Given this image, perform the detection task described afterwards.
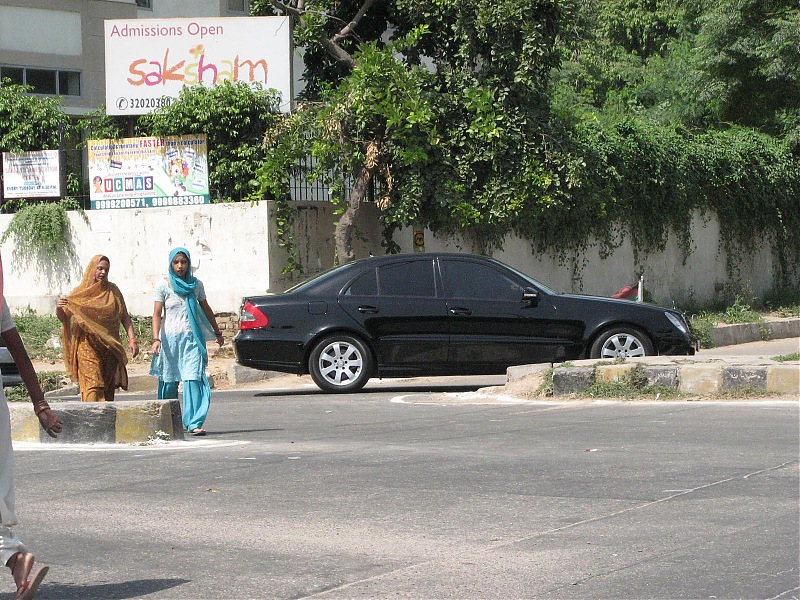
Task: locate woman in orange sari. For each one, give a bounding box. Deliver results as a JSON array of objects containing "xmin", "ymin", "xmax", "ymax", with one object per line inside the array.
[{"xmin": 56, "ymin": 255, "xmax": 139, "ymax": 401}]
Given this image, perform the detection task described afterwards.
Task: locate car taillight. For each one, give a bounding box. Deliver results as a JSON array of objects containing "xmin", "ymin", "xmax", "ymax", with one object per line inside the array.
[{"xmin": 239, "ymin": 301, "xmax": 269, "ymax": 330}]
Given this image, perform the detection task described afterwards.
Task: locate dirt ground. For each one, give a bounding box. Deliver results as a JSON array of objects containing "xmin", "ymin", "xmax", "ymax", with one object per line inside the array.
[{"xmin": 30, "ymin": 342, "xmax": 243, "ymax": 391}]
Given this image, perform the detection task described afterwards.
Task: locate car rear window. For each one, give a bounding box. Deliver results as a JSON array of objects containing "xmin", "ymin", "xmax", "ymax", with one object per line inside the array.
[{"xmin": 345, "ymin": 269, "xmax": 378, "ymax": 296}]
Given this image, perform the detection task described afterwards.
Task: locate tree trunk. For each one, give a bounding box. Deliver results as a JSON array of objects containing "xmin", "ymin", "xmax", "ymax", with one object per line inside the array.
[{"xmin": 334, "ymin": 165, "xmax": 372, "ymax": 264}]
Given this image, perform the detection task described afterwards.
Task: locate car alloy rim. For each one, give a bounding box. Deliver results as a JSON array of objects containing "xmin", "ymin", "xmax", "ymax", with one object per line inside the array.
[
  {"xmin": 318, "ymin": 341, "xmax": 363, "ymax": 386},
  {"xmin": 601, "ymin": 333, "xmax": 646, "ymax": 358}
]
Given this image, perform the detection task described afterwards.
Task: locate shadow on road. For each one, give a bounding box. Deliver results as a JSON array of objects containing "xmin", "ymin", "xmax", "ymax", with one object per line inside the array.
[
  {"xmin": 34, "ymin": 577, "xmax": 188, "ymax": 600},
  {"xmin": 247, "ymin": 382, "xmax": 494, "ymax": 397}
]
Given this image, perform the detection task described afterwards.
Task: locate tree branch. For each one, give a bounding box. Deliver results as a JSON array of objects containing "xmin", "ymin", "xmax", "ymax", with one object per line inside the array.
[{"xmin": 332, "ymin": 0, "xmax": 379, "ymax": 44}]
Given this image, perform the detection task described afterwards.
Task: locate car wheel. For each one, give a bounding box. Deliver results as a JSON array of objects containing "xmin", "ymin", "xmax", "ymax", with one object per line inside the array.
[
  {"xmin": 309, "ymin": 334, "xmax": 373, "ymax": 393},
  {"xmin": 590, "ymin": 327, "xmax": 654, "ymax": 359}
]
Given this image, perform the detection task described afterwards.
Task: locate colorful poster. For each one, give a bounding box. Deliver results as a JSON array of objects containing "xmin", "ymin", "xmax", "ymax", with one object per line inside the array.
[
  {"xmin": 104, "ymin": 16, "xmax": 292, "ymax": 115},
  {"xmin": 87, "ymin": 135, "xmax": 210, "ymax": 210},
  {"xmin": 2, "ymin": 150, "xmax": 62, "ymax": 199}
]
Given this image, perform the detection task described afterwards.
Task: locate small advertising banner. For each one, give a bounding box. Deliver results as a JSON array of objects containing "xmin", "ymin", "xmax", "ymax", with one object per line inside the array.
[
  {"xmin": 87, "ymin": 135, "xmax": 210, "ymax": 210},
  {"xmin": 2, "ymin": 150, "xmax": 62, "ymax": 199},
  {"xmin": 104, "ymin": 16, "xmax": 292, "ymax": 115}
]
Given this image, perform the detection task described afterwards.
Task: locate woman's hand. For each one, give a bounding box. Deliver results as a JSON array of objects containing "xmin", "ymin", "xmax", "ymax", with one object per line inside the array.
[
  {"xmin": 37, "ymin": 408, "xmax": 64, "ymax": 439},
  {"xmin": 55, "ymin": 297, "xmax": 69, "ymax": 323},
  {"xmin": 152, "ymin": 339, "xmax": 161, "ymax": 355},
  {"xmin": 129, "ymin": 339, "xmax": 140, "ymax": 358},
  {"xmin": 215, "ymin": 332, "xmax": 224, "ymax": 347}
]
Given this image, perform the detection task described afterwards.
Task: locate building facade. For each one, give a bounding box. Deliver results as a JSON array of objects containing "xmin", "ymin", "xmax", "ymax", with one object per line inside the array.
[{"xmin": 0, "ymin": 0, "xmax": 250, "ymax": 115}]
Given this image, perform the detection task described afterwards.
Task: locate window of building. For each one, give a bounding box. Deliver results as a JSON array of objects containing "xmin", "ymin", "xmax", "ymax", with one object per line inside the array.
[
  {"xmin": 135, "ymin": 0, "xmax": 152, "ymax": 9},
  {"xmin": 0, "ymin": 66, "xmax": 81, "ymax": 96},
  {"xmin": 227, "ymin": 0, "xmax": 246, "ymax": 12}
]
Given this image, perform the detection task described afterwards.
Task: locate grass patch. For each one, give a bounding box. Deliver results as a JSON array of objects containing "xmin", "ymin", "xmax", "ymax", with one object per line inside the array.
[
  {"xmin": 772, "ymin": 353, "xmax": 800, "ymax": 362},
  {"xmin": 6, "ymin": 370, "xmax": 66, "ymax": 402},
  {"xmin": 582, "ymin": 364, "xmax": 682, "ymax": 399},
  {"xmin": 689, "ymin": 295, "xmax": 769, "ymax": 348},
  {"xmin": 10, "ymin": 308, "xmax": 154, "ymax": 360},
  {"xmin": 12, "ymin": 307, "xmax": 63, "ymax": 361}
]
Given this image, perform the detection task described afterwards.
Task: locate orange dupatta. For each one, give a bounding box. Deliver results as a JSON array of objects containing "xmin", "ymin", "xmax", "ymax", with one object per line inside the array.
[{"xmin": 61, "ymin": 255, "xmax": 128, "ymax": 389}]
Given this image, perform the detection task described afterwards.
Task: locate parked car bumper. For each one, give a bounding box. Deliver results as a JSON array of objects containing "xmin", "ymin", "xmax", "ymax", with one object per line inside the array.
[{"xmin": 0, "ymin": 346, "xmax": 23, "ymax": 388}]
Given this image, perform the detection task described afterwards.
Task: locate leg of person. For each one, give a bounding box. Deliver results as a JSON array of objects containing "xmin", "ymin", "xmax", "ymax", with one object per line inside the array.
[
  {"xmin": 182, "ymin": 379, "xmax": 210, "ymax": 434},
  {"xmin": 5, "ymin": 547, "xmax": 47, "ymax": 600},
  {"xmin": 0, "ymin": 397, "xmax": 47, "ymax": 599},
  {"xmin": 105, "ymin": 386, "xmax": 115, "ymax": 402},
  {"xmin": 157, "ymin": 380, "xmax": 179, "ymax": 400},
  {"xmin": 82, "ymin": 387, "xmax": 106, "ymax": 402},
  {"xmin": 76, "ymin": 337, "xmax": 106, "ymax": 402}
]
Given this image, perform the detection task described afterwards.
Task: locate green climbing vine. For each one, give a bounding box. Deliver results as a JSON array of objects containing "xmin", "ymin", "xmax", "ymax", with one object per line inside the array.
[{"xmin": 0, "ymin": 198, "xmax": 88, "ymax": 262}]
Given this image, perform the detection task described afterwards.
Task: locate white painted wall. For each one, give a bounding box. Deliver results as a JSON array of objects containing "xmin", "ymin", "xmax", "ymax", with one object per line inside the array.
[
  {"xmin": 393, "ymin": 210, "xmax": 784, "ymax": 309},
  {"xmin": 0, "ymin": 203, "xmax": 790, "ymax": 317},
  {"xmin": 1, "ymin": 202, "xmax": 273, "ymax": 317}
]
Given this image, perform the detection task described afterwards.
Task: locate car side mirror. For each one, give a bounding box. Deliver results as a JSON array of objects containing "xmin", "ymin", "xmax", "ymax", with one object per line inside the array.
[{"xmin": 522, "ymin": 287, "xmax": 539, "ymax": 306}]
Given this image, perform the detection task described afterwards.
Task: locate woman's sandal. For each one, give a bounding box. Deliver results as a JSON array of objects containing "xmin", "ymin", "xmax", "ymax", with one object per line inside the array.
[
  {"xmin": 16, "ymin": 565, "xmax": 48, "ymax": 600},
  {"xmin": 190, "ymin": 428, "xmax": 207, "ymax": 436}
]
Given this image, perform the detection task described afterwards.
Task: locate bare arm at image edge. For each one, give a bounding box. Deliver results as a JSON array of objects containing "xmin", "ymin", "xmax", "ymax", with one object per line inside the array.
[{"xmin": 1, "ymin": 325, "xmax": 63, "ymax": 438}]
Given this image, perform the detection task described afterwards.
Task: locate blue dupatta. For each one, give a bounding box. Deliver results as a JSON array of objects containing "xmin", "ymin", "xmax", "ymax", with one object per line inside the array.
[{"xmin": 167, "ymin": 247, "xmax": 216, "ymax": 352}]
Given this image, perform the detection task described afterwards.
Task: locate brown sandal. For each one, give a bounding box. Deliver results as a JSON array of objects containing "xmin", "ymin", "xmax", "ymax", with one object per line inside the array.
[{"xmin": 16, "ymin": 565, "xmax": 48, "ymax": 600}]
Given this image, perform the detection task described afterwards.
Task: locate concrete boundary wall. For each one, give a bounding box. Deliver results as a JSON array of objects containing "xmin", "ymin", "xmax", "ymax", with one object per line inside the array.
[{"xmin": 0, "ymin": 202, "xmax": 793, "ymax": 316}]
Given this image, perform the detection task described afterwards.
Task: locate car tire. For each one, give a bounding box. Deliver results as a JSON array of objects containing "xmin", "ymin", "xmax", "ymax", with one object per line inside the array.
[
  {"xmin": 590, "ymin": 327, "xmax": 654, "ymax": 359},
  {"xmin": 309, "ymin": 334, "xmax": 373, "ymax": 393}
]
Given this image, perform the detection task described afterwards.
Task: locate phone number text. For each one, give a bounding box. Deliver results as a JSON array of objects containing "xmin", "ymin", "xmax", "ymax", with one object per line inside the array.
[{"xmin": 92, "ymin": 195, "xmax": 209, "ymax": 210}]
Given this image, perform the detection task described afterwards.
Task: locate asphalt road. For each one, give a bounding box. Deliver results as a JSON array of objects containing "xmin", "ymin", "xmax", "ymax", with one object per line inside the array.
[{"xmin": 7, "ymin": 372, "xmax": 799, "ymax": 599}]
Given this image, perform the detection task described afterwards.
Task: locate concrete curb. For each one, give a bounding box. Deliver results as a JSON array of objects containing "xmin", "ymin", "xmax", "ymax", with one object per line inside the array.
[
  {"xmin": 536, "ymin": 357, "xmax": 799, "ymax": 397},
  {"xmin": 711, "ymin": 318, "xmax": 800, "ymax": 347},
  {"xmin": 11, "ymin": 399, "xmax": 184, "ymax": 444}
]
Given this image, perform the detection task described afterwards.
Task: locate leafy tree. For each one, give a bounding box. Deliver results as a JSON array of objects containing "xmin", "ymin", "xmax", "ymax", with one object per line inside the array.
[
  {"xmin": 694, "ymin": 0, "xmax": 800, "ymax": 135},
  {"xmin": 0, "ymin": 81, "xmax": 71, "ymax": 154},
  {"xmin": 386, "ymin": 0, "xmax": 564, "ymax": 247},
  {"xmin": 254, "ymin": 0, "xmax": 564, "ymax": 264},
  {"xmin": 551, "ymin": 0, "xmax": 708, "ymax": 126},
  {"xmin": 136, "ymin": 81, "xmax": 282, "ymax": 201}
]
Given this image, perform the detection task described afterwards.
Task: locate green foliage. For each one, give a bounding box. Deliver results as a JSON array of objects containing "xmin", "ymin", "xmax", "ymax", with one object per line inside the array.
[
  {"xmin": 584, "ymin": 364, "xmax": 680, "ymax": 399},
  {"xmin": 0, "ymin": 198, "xmax": 87, "ymax": 262},
  {"xmin": 507, "ymin": 119, "xmax": 800, "ymax": 283},
  {"xmin": 253, "ymin": 28, "xmax": 440, "ymax": 267},
  {"xmin": 76, "ymin": 107, "xmax": 130, "ymax": 142},
  {"xmin": 772, "ymin": 353, "xmax": 800, "ymax": 362},
  {"xmin": 12, "ymin": 307, "xmax": 62, "ymax": 361},
  {"xmin": 129, "ymin": 316, "xmax": 154, "ymax": 347},
  {"xmin": 5, "ymin": 370, "xmax": 65, "ymax": 402},
  {"xmin": 137, "ymin": 81, "xmax": 282, "ymax": 201},
  {"xmin": 0, "ymin": 81, "xmax": 71, "ymax": 152},
  {"xmin": 695, "ymin": 0, "xmax": 800, "ymax": 135},
  {"xmin": 689, "ymin": 296, "xmax": 766, "ymax": 348}
]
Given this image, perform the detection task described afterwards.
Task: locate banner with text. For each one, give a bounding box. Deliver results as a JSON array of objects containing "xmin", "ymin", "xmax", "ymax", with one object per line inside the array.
[
  {"xmin": 104, "ymin": 16, "xmax": 292, "ymax": 115},
  {"xmin": 2, "ymin": 150, "xmax": 62, "ymax": 199},
  {"xmin": 87, "ymin": 135, "xmax": 210, "ymax": 210}
]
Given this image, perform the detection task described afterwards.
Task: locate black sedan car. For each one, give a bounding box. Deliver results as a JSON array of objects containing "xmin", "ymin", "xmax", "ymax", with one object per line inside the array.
[{"xmin": 233, "ymin": 253, "xmax": 697, "ymax": 393}]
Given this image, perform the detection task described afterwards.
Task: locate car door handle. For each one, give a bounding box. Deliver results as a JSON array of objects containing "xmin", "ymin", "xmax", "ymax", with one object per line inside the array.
[
  {"xmin": 449, "ymin": 307, "xmax": 472, "ymax": 316},
  {"xmin": 357, "ymin": 305, "xmax": 379, "ymax": 313}
]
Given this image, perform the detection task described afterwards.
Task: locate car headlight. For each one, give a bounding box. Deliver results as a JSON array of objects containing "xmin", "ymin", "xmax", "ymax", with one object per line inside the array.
[{"xmin": 665, "ymin": 311, "xmax": 688, "ymax": 335}]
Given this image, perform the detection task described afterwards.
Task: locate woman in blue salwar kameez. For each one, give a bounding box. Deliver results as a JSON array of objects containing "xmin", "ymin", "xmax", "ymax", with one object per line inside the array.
[{"xmin": 150, "ymin": 247, "xmax": 224, "ymax": 435}]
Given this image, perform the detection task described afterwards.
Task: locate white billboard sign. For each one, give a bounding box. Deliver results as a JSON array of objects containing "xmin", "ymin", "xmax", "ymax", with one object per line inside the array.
[
  {"xmin": 2, "ymin": 150, "xmax": 62, "ymax": 199},
  {"xmin": 104, "ymin": 16, "xmax": 292, "ymax": 115}
]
